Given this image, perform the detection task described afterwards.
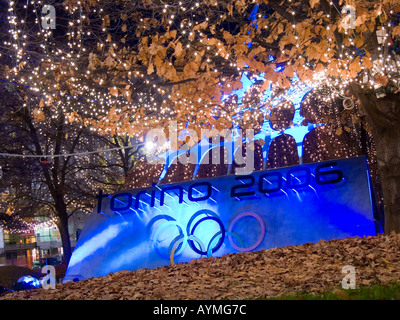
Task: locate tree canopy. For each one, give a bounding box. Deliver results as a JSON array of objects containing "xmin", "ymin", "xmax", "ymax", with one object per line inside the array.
[{"xmin": 1, "ymin": 0, "xmax": 397, "ymax": 138}]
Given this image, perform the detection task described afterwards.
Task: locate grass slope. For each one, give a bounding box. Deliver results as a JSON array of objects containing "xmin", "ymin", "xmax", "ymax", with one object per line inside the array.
[{"xmin": 262, "ymin": 282, "xmax": 400, "ymax": 300}]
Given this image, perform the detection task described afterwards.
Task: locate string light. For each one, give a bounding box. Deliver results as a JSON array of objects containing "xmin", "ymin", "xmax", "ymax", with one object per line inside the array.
[{"xmin": 0, "ymin": 144, "xmax": 143, "ymax": 159}]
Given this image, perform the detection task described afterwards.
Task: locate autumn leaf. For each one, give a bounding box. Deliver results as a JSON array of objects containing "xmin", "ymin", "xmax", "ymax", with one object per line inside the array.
[
  {"xmin": 315, "ymin": 63, "xmax": 325, "ymax": 73},
  {"xmin": 230, "ymin": 79, "xmax": 243, "ymax": 91},
  {"xmin": 277, "ymin": 22, "xmax": 285, "ymax": 34},
  {"xmin": 33, "ymin": 108, "xmax": 45, "ymax": 122},
  {"xmin": 166, "ymin": 29, "xmax": 177, "ymax": 39},
  {"xmin": 260, "ymin": 80, "xmax": 271, "ymax": 92},
  {"xmin": 375, "ymin": 74, "xmax": 388, "ymax": 86},
  {"xmin": 349, "ymin": 57, "xmax": 362, "ymax": 78},
  {"xmin": 227, "ymin": 4, "xmax": 233, "ymax": 16},
  {"xmin": 147, "ymin": 62, "xmax": 154, "ymax": 75},
  {"xmin": 103, "ymin": 53, "xmax": 116, "ymax": 69},
  {"xmin": 165, "ymin": 64, "xmax": 178, "ymax": 81},
  {"xmin": 102, "ymin": 15, "xmax": 110, "ymax": 27},
  {"xmin": 248, "ymin": 59, "xmax": 266, "ymax": 73},
  {"xmin": 236, "ymin": 57, "xmax": 247, "ymax": 68},
  {"xmin": 393, "ymin": 25, "xmax": 400, "ymax": 37},
  {"xmin": 174, "ymin": 41, "xmax": 183, "ymax": 58},
  {"xmin": 360, "ymin": 56, "xmax": 373, "ymax": 70},
  {"xmin": 279, "ymin": 34, "xmax": 294, "ymax": 50},
  {"xmin": 249, "ymin": 46, "xmax": 266, "ymax": 57},
  {"xmin": 183, "ymin": 61, "xmax": 199, "ymax": 78},
  {"xmin": 109, "ymin": 87, "xmax": 119, "ymax": 97},
  {"xmin": 154, "ymin": 54, "xmax": 163, "ymax": 69},
  {"xmin": 309, "ymin": 0, "xmax": 320, "ymax": 8},
  {"xmin": 353, "ymin": 35, "xmax": 365, "ymax": 48},
  {"xmin": 305, "ymin": 43, "xmax": 324, "ymax": 61},
  {"xmin": 223, "ymin": 30, "xmax": 233, "ymax": 43},
  {"xmin": 88, "ymin": 52, "xmax": 101, "ymax": 70},
  {"xmin": 279, "ymin": 76, "xmax": 291, "ymax": 88},
  {"xmin": 66, "ymin": 112, "xmax": 76, "ymax": 123},
  {"xmin": 193, "ymin": 21, "xmax": 208, "ymax": 32}
]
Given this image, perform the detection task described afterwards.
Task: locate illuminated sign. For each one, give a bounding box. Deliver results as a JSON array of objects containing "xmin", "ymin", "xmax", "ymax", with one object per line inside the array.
[
  {"xmin": 97, "ymin": 162, "xmax": 344, "ymax": 213},
  {"xmin": 66, "ymin": 156, "xmax": 377, "ymax": 279}
]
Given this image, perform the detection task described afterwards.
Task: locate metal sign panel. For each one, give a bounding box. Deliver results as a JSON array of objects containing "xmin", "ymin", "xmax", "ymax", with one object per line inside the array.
[{"xmin": 65, "ymin": 156, "xmax": 376, "ymax": 279}]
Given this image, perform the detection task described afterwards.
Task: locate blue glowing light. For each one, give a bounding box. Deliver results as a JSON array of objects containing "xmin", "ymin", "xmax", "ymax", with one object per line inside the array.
[
  {"xmin": 14, "ymin": 276, "xmax": 41, "ymax": 291},
  {"xmin": 155, "ymin": 70, "xmax": 318, "ymax": 180}
]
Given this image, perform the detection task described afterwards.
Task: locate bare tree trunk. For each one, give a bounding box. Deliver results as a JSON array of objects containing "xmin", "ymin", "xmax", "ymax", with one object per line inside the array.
[
  {"xmin": 350, "ymin": 83, "xmax": 400, "ymax": 233},
  {"xmin": 372, "ymin": 124, "xmax": 400, "ymax": 233},
  {"xmin": 55, "ymin": 198, "xmax": 72, "ymax": 265}
]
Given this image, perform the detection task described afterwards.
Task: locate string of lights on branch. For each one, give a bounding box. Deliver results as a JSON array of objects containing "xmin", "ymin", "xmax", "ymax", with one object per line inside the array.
[
  {"xmin": 3, "ymin": 0, "xmax": 400, "ymax": 136},
  {"xmin": 0, "ymin": 143, "xmax": 143, "ymax": 159},
  {"xmin": 2, "ymin": 218, "xmax": 57, "ymax": 234}
]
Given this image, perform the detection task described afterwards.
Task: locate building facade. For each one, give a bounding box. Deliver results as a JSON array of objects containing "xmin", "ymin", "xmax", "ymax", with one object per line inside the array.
[{"xmin": 0, "ymin": 212, "xmax": 88, "ymax": 268}]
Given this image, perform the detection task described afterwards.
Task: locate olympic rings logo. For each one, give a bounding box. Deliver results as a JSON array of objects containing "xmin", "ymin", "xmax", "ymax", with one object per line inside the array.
[{"xmin": 147, "ymin": 209, "xmax": 266, "ymax": 265}]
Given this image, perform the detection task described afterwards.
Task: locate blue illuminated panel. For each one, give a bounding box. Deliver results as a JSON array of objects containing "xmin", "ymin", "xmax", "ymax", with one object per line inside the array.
[{"xmin": 66, "ymin": 156, "xmax": 376, "ymax": 279}]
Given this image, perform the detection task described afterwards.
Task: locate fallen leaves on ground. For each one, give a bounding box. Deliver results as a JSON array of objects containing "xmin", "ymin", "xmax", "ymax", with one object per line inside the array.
[{"xmin": 1, "ymin": 233, "xmax": 400, "ymax": 300}]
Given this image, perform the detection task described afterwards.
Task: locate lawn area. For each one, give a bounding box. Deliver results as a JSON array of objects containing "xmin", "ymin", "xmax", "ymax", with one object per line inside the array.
[{"xmin": 263, "ymin": 282, "xmax": 400, "ymax": 300}]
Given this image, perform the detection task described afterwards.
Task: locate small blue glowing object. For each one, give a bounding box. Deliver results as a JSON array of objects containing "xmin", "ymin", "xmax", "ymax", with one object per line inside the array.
[{"xmin": 14, "ymin": 276, "xmax": 41, "ymax": 291}]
